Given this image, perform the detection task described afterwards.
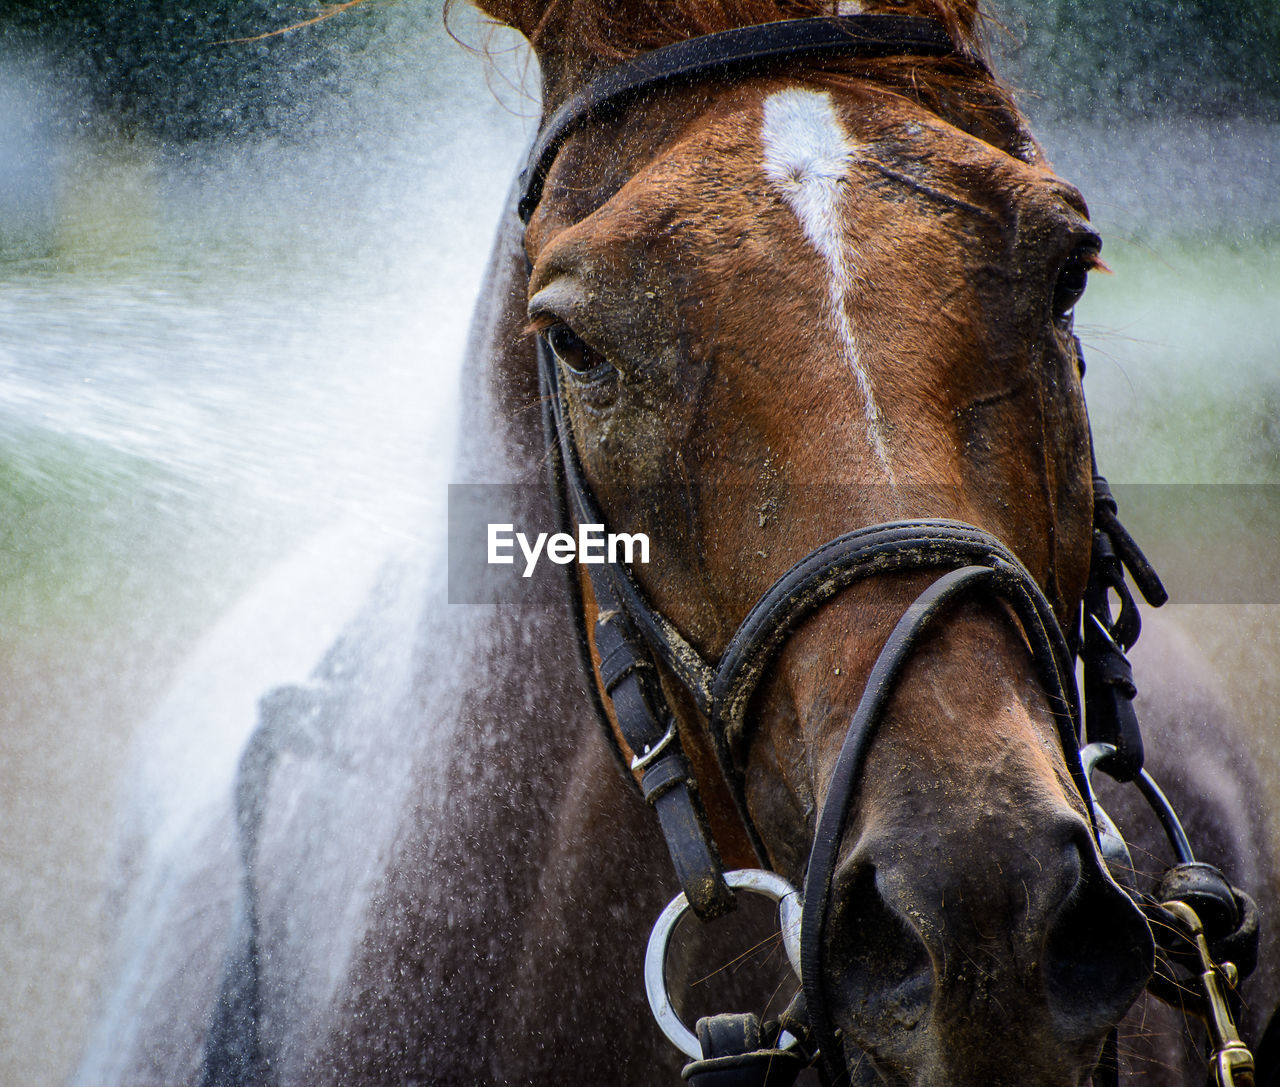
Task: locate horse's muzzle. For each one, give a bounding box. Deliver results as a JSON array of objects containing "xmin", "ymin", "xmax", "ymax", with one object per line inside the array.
[{"xmin": 823, "ymin": 812, "xmax": 1154, "ymax": 1086}]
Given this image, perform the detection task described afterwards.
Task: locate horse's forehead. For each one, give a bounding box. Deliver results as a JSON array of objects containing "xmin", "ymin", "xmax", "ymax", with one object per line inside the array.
[{"xmin": 531, "ymin": 80, "xmax": 1083, "ymax": 281}]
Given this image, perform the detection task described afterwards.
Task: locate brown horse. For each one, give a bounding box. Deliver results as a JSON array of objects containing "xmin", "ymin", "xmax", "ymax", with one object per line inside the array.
[{"xmin": 75, "ymin": 2, "xmax": 1277, "ymax": 1085}]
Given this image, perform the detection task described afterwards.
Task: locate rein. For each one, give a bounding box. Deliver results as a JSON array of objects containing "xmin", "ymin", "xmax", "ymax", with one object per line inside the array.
[{"xmin": 518, "ymin": 15, "xmax": 1259, "ymax": 1086}]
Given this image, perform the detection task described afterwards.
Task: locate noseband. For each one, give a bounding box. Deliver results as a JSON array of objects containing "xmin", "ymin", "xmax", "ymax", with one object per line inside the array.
[{"xmin": 518, "ymin": 16, "xmax": 1256, "ymax": 1086}]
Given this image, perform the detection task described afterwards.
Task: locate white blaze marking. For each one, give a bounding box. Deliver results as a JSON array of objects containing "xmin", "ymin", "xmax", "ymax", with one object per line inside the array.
[{"xmin": 761, "ymin": 88, "xmax": 893, "ymax": 477}]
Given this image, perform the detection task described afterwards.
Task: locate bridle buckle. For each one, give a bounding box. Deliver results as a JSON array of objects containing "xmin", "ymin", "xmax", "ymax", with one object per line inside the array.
[{"xmin": 630, "ymin": 718, "xmax": 678, "ymax": 772}]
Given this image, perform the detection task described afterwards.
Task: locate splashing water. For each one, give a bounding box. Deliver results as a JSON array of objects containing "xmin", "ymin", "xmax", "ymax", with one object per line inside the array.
[{"xmin": 0, "ymin": 6, "xmax": 533, "ymax": 1082}]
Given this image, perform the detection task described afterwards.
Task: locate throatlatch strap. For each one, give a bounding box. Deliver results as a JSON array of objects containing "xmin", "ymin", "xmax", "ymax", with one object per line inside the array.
[
  {"xmin": 1075, "ymin": 341, "xmax": 1166, "ymax": 781},
  {"xmin": 1081, "ymin": 466, "xmax": 1167, "ymax": 780}
]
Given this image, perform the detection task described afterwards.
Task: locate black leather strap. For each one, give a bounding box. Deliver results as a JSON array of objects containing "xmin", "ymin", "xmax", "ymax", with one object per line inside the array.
[
  {"xmin": 1079, "ymin": 430, "xmax": 1167, "ymax": 781},
  {"xmin": 518, "ymin": 15, "xmax": 957, "ymax": 222},
  {"xmin": 537, "ymin": 324, "xmax": 637, "ymax": 785},
  {"xmin": 1092, "ymin": 472, "xmax": 1167, "ymax": 612},
  {"xmin": 714, "ymin": 520, "xmax": 1078, "ymax": 753},
  {"xmin": 800, "ymin": 566, "xmax": 997, "ymax": 1085},
  {"xmin": 595, "ymin": 567, "xmax": 737, "ymax": 919},
  {"xmin": 540, "ymin": 337, "xmax": 717, "ymax": 712},
  {"xmin": 682, "ymin": 1013, "xmax": 808, "ymax": 1086}
]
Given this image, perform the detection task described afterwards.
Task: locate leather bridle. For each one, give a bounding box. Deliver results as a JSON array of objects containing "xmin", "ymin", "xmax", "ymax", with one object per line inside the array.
[{"xmin": 517, "ymin": 15, "xmax": 1257, "ymax": 1087}]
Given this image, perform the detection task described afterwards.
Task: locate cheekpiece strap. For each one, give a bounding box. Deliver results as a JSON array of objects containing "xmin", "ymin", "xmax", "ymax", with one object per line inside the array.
[{"xmin": 538, "ymin": 334, "xmax": 735, "ymax": 921}]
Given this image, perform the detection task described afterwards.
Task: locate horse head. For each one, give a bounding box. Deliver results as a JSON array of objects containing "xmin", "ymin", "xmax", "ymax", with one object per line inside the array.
[{"xmin": 488, "ymin": 1, "xmax": 1155, "ymax": 1082}]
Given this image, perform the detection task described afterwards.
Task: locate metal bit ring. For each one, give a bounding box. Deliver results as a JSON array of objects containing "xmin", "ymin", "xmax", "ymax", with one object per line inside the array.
[{"xmin": 644, "ymin": 868, "xmax": 803, "ymax": 1059}]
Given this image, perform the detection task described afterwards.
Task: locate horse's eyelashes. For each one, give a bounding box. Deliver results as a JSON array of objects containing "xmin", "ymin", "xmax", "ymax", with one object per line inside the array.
[{"xmin": 546, "ymin": 324, "xmax": 610, "ymax": 377}]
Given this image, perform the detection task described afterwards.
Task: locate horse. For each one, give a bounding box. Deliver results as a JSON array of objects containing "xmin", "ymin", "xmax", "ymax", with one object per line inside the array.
[{"xmin": 74, "ymin": 2, "xmax": 1278, "ymax": 1085}]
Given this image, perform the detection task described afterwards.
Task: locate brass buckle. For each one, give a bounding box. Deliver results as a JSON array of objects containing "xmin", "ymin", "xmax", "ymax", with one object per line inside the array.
[{"xmin": 1160, "ymin": 899, "xmax": 1255, "ymax": 1087}]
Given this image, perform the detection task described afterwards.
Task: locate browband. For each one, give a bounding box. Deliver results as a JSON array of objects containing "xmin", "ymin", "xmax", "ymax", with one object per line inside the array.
[{"xmin": 518, "ymin": 14, "xmax": 958, "ymax": 222}]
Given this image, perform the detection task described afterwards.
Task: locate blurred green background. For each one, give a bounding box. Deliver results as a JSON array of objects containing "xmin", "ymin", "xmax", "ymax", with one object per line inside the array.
[
  {"xmin": 2, "ymin": 0, "xmax": 1276, "ymax": 135},
  {"xmin": 1, "ymin": 2, "xmax": 1276, "ymax": 1084}
]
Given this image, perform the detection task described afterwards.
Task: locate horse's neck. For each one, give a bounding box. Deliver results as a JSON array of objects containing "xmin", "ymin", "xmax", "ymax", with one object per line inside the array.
[
  {"xmin": 380, "ymin": 204, "xmax": 681, "ymax": 1080},
  {"xmin": 454, "ymin": 200, "xmax": 546, "ymax": 487}
]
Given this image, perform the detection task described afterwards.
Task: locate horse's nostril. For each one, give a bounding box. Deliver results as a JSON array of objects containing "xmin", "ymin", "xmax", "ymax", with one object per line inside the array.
[
  {"xmin": 1043, "ymin": 848, "xmax": 1154, "ymax": 1035},
  {"xmin": 826, "ymin": 862, "xmax": 933, "ymax": 1033}
]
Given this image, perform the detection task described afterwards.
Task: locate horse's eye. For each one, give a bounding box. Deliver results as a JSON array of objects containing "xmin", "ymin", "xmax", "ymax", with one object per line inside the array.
[
  {"xmin": 1052, "ymin": 249, "xmax": 1095, "ymax": 325},
  {"xmin": 545, "ymin": 324, "xmax": 609, "ymax": 376}
]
